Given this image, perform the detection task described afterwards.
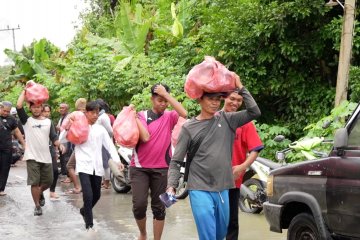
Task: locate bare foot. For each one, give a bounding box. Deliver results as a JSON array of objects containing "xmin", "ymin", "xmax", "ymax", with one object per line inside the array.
[
  {"xmin": 49, "ymin": 192, "xmax": 59, "ymax": 199},
  {"xmin": 0, "ymin": 191, "xmax": 7, "ymax": 196},
  {"xmin": 138, "ymin": 234, "xmax": 147, "ymax": 240}
]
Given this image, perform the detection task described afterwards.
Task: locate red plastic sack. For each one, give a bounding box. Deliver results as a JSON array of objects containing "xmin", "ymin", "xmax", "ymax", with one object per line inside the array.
[
  {"xmin": 185, "ymin": 56, "xmax": 237, "ymax": 99},
  {"xmin": 66, "ymin": 111, "xmax": 90, "ymax": 145},
  {"xmin": 25, "ymin": 80, "xmax": 49, "ymax": 104},
  {"xmin": 171, "ymin": 117, "xmax": 187, "ymax": 147},
  {"xmin": 113, "ymin": 106, "xmax": 139, "ymax": 147}
]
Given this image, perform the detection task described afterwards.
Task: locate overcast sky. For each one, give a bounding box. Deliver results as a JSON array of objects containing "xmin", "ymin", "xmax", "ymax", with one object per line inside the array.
[{"xmin": 0, "ymin": 0, "xmax": 88, "ymax": 65}]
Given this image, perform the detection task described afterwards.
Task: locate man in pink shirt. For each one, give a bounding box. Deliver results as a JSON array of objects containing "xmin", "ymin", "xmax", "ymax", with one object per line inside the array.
[{"xmin": 130, "ymin": 84, "xmax": 187, "ymax": 240}]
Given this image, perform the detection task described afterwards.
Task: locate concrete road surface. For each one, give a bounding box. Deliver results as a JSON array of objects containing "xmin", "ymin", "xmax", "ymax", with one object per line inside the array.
[{"xmin": 0, "ymin": 160, "xmax": 286, "ymax": 240}]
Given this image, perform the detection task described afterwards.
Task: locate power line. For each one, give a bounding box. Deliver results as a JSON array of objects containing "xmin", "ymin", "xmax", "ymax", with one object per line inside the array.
[{"xmin": 0, "ymin": 25, "xmax": 21, "ymax": 51}]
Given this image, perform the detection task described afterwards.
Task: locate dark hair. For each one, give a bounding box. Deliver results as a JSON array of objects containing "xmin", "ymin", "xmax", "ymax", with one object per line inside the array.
[
  {"xmin": 29, "ymin": 102, "xmax": 44, "ymax": 109},
  {"xmin": 86, "ymin": 101, "xmax": 100, "ymax": 112},
  {"xmin": 43, "ymin": 104, "xmax": 51, "ymax": 111},
  {"xmin": 95, "ymin": 98, "xmax": 110, "ymax": 113},
  {"xmin": 151, "ymin": 83, "xmax": 170, "ymax": 96}
]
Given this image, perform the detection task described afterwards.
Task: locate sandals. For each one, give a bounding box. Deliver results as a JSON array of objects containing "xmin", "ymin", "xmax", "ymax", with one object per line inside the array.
[
  {"xmin": 66, "ymin": 188, "xmax": 82, "ymax": 194},
  {"xmin": 101, "ymin": 184, "xmax": 111, "ymax": 189},
  {"xmin": 61, "ymin": 178, "xmax": 72, "ymax": 183}
]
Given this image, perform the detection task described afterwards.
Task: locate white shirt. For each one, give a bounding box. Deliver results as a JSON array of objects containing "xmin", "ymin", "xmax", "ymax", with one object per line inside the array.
[
  {"xmin": 74, "ymin": 124, "xmax": 120, "ymax": 176},
  {"xmin": 23, "ymin": 117, "xmax": 53, "ymax": 164},
  {"xmin": 96, "ymin": 112, "xmax": 113, "ymax": 137}
]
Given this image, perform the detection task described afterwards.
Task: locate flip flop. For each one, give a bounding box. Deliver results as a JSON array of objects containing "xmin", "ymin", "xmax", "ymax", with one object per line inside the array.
[
  {"xmin": 101, "ymin": 184, "xmax": 111, "ymax": 189},
  {"xmin": 66, "ymin": 189, "xmax": 81, "ymax": 194},
  {"xmin": 61, "ymin": 178, "xmax": 72, "ymax": 183}
]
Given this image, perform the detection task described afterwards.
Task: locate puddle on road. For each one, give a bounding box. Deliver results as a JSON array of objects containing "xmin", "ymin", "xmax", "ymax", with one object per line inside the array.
[{"xmin": 1, "ymin": 162, "xmax": 286, "ymax": 240}]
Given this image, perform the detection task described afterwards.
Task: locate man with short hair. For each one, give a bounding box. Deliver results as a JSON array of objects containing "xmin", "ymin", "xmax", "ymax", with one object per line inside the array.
[
  {"xmin": 223, "ymin": 91, "xmax": 264, "ymax": 240},
  {"xmin": 57, "ymin": 103, "xmax": 69, "ymax": 177},
  {"xmin": 0, "ymin": 101, "xmax": 25, "ymax": 196},
  {"xmin": 130, "ymin": 83, "xmax": 187, "ymax": 240},
  {"xmin": 63, "ymin": 101, "xmax": 123, "ymax": 230},
  {"xmin": 16, "ymin": 91, "xmax": 63, "ymax": 216},
  {"xmin": 167, "ymin": 76, "xmax": 261, "ymax": 240}
]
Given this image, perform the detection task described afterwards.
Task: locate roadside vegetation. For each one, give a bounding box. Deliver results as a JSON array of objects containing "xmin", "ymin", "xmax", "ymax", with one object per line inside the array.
[{"xmin": 0, "ymin": 0, "xmax": 359, "ymax": 161}]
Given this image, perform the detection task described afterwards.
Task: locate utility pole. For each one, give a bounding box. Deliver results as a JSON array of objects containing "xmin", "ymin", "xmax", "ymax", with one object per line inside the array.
[
  {"xmin": 0, "ymin": 24, "xmax": 21, "ymax": 51},
  {"xmin": 335, "ymin": 0, "xmax": 356, "ymax": 107}
]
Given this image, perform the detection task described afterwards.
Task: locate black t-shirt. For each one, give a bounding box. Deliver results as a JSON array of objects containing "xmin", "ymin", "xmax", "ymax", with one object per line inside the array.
[{"xmin": 0, "ymin": 116, "xmax": 18, "ymax": 150}]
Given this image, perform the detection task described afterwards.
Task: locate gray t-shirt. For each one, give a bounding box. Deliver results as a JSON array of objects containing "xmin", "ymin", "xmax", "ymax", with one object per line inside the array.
[{"xmin": 168, "ymin": 88, "xmax": 260, "ymax": 192}]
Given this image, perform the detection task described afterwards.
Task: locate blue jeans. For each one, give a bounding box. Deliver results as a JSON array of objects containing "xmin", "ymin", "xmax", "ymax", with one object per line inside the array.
[{"xmin": 189, "ymin": 190, "xmax": 230, "ymax": 240}]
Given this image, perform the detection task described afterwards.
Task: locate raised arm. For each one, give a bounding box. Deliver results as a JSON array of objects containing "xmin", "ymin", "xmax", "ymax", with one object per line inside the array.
[
  {"xmin": 154, "ymin": 85, "xmax": 187, "ymax": 118},
  {"xmin": 16, "ymin": 91, "xmax": 29, "ymax": 125},
  {"xmin": 226, "ymin": 75, "xmax": 261, "ymax": 129}
]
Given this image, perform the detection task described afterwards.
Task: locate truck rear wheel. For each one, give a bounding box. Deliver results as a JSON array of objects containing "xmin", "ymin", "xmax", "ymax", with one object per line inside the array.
[{"xmin": 288, "ymin": 213, "xmax": 319, "ymax": 240}]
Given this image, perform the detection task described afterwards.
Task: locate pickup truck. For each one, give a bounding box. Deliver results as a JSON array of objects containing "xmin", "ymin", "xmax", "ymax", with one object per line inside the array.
[{"xmin": 263, "ymin": 102, "xmax": 360, "ymax": 240}]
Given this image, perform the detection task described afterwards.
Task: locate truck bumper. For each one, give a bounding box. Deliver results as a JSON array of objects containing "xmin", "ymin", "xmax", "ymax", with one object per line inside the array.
[{"xmin": 263, "ymin": 201, "xmax": 284, "ymax": 233}]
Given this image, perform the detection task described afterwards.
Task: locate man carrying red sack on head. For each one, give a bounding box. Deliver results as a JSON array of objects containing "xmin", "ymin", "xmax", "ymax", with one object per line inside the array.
[
  {"xmin": 222, "ymin": 90, "xmax": 264, "ymax": 240},
  {"xmin": 130, "ymin": 83, "xmax": 187, "ymax": 240},
  {"xmin": 16, "ymin": 90, "xmax": 64, "ymax": 216}
]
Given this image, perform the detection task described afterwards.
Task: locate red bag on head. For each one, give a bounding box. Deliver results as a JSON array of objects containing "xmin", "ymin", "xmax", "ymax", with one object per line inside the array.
[
  {"xmin": 171, "ymin": 117, "xmax": 187, "ymax": 147},
  {"xmin": 113, "ymin": 106, "xmax": 139, "ymax": 148},
  {"xmin": 25, "ymin": 80, "xmax": 49, "ymax": 104},
  {"xmin": 66, "ymin": 111, "xmax": 90, "ymax": 145},
  {"xmin": 185, "ymin": 56, "xmax": 237, "ymax": 99}
]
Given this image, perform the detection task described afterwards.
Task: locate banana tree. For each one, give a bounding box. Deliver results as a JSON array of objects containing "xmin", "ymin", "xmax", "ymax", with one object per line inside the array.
[{"xmin": 3, "ymin": 39, "xmax": 59, "ymax": 89}]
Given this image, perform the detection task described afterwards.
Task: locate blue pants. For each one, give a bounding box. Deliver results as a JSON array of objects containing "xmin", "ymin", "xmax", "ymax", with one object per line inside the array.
[{"xmin": 189, "ymin": 190, "xmax": 230, "ymax": 240}]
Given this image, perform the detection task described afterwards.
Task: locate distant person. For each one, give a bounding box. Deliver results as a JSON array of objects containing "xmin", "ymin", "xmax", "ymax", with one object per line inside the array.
[
  {"xmin": 0, "ymin": 101, "xmax": 25, "ymax": 196},
  {"xmin": 95, "ymin": 99, "xmax": 113, "ymax": 190},
  {"xmin": 56, "ymin": 103, "xmax": 69, "ymax": 178},
  {"xmin": 16, "ymin": 91, "xmax": 64, "ymax": 216},
  {"xmin": 61, "ymin": 101, "xmax": 123, "ymax": 230},
  {"xmin": 10, "ymin": 107, "xmax": 24, "ymax": 136},
  {"xmin": 42, "ymin": 104, "xmax": 61, "ymax": 200},
  {"xmin": 167, "ymin": 76, "xmax": 261, "ymax": 240},
  {"xmin": 130, "ymin": 83, "xmax": 187, "ymax": 240},
  {"xmin": 222, "ymin": 91, "xmax": 264, "ymax": 240}
]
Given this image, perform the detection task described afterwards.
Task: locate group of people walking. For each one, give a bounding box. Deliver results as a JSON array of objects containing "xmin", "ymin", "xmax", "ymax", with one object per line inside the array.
[{"xmin": 0, "ymin": 76, "xmax": 262, "ymax": 240}]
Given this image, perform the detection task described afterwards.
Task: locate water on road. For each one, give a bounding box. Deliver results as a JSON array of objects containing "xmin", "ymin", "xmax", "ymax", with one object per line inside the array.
[{"xmin": 0, "ymin": 161, "xmax": 286, "ymax": 240}]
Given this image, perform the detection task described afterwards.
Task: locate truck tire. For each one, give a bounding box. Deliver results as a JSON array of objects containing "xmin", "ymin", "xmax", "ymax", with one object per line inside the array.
[
  {"xmin": 239, "ymin": 178, "xmax": 264, "ymax": 214},
  {"xmin": 288, "ymin": 213, "xmax": 320, "ymax": 240}
]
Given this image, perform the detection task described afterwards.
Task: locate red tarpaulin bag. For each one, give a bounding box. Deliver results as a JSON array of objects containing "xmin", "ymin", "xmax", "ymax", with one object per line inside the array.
[
  {"xmin": 171, "ymin": 117, "xmax": 187, "ymax": 147},
  {"xmin": 66, "ymin": 111, "xmax": 90, "ymax": 145},
  {"xmin": 185, "ymin": 56, "xmax": 237, "ymax": 99},
  {"xmin": 25, "ymin": 80, "xmax": 49, "ymax": 104},
  {"xmin": 113, "ymin": 106, "xmax": 139, "ymax": 148}
]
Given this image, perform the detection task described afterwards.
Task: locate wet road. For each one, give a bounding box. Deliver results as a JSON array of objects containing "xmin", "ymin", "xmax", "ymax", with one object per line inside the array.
[{"xmin": 0, "ymin": 161, "xmax": 286, "ymax": 240}]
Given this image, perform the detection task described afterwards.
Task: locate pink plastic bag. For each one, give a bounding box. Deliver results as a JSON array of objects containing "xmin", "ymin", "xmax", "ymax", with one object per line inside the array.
[
  {"xmin": 113, "ymin": 106, "xmax": 139, "ymax": 147},
  {"xmin": 66, "ymin": 111, "xmax": 90, "ymax": 145},
  {"xmin": 25, "ymin": 80, "xmax": 49, "ymax": 104},
  {"xmin": 171, "ymin": 117, "xmax": 187, "ymax": 147},
  {"xmin": 185, "ymin": 56, "xmax": 237, "ymax": 99}
]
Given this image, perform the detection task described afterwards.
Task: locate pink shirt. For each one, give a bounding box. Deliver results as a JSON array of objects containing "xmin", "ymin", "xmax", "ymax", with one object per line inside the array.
[{"xmin": 131, "ymin": 110, "xmax": 179, "ymax": 168}]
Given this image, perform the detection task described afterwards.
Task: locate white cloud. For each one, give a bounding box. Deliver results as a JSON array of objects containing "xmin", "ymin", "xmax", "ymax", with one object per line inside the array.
[{"xmin": 0, "ymin": 0, "xmax": 88, "ymax": 65}]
